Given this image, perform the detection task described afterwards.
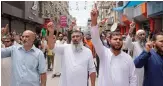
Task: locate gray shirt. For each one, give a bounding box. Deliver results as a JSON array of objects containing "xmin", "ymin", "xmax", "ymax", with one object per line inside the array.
[{"xmin": 1, "ymin": 45, "xmax": 46, "ymax": 86}]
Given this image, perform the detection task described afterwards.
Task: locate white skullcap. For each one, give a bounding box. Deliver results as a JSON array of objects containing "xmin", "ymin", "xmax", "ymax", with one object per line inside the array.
[{"xmin": 136, "ymin": 29, "xmax": 145, "ymax": 35}]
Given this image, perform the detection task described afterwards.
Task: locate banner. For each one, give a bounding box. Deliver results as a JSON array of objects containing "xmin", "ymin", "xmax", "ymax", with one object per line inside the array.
[{"xmin": 60, "ymin": 16, "xmax": 67, "ymax": 28}]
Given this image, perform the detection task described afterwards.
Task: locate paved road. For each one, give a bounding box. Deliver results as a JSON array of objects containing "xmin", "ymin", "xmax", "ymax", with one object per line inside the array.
[
  {"xmin": 46, "ymin": 71, "xmax": 98, "ymax": 86},
  {"xmin": 1, "ymin": 57, "xmax": 97, "ymax": 86},
  {"xmin": 46, "ymin": 71, "xmax": 60, "ymax": 86}
]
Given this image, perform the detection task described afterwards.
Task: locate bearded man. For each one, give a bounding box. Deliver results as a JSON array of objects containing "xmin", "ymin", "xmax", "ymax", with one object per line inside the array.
[
  {"xmin": 134, "ymin": 32, "xmax": 163, "ymax": 86},
  {"xmin": 47, "ymin": 22, "xmax": 96, "ymax": 86},
  {"xmin": 125, "ymin": 22, "xmax": 147, "ymax": 86},
  {"xmin": 90, "ymin": 4, "xmax": 137, "ymax": 86}
]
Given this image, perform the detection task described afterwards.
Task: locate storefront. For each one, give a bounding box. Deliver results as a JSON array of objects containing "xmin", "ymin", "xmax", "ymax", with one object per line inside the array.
[
  {"xmin": 147, "ymin": 1, "xmax": 163, "ymax": 33},
  {"xmin": 133, "ymin": 2, "xmax": 148, "ymax": 32}
]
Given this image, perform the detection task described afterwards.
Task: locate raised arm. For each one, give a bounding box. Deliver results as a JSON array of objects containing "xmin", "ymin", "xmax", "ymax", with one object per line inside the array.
[
  {"xmin": 124, "ymin": 22, "xmax": 135, "ymax": 50},
  {"xmin": 1, "ymin": 24, "xmax": 12, "ymax": 58},
  {"xmin": 47, "ymin": 22, "xmax": 66, "ymax": 55},
  {"xmin": 47, "ymin": 22, "xmax": 55, "ymax": 50},
  {"xmin": 1, "ymin": 47, "xmax": 12, "ymax": 58},
  {"xmin": 90, "ymin": 4, "xmax": 105, "ymax": 59},
  {"xmin": 134, "ymin": 41, "xmax": 153, "ymax": 68}
]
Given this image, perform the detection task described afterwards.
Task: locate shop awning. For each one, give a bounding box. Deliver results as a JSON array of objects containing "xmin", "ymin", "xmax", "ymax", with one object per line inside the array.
[{"xmin": 113, "ymin": 1, "xmax": 145, "ymax": 11}]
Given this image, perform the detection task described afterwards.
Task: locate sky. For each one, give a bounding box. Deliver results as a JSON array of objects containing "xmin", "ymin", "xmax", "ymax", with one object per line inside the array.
[{"xmin": 69, "ymin": 1, "xmax": 94, "ymax": 27}]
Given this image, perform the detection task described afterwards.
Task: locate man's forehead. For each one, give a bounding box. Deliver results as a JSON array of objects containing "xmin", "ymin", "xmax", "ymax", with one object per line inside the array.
[
  {"xmin": 156, "ymin": 35, "xmax": 163, "ymax": 41},
  {"xmin": 138, "ymin": 31, "xmax": 145, "ymax": 34},
  {"xmin": 72, "ymin": 32, "xmax": 81, "ymax": 35},
  {"xmin": 23, "ymin": 31, "xmax": 34, "ymax": 35},
  {"xmin": 22, "ymin": 32, "xmax": 30, "ymax": 36},
  {"xmin": 111, "ymin": 35, "xmax": 122, "ymax": 38}
]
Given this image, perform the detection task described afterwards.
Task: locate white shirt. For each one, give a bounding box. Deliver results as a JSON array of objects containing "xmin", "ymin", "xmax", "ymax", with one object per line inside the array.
[
  {"xmin": 41, "ymin": 40, "xmax": 47, "ymax": 53},
  {"xmin": 53, "ymin": 44, "xmax": 96, "ymax": 86},
  {"xmin": 91, "ymin": 25, "xmax": 137, "ymax": 86},
  {"xmin": 56, "ymin": 40, "xmax": 67, "ymax": 45},
  {"xmin": 125, "ymin": 35, "xmax": 145, "ymax": 86},
  {"xmin": 53, "ymin": 40, "xmax": 68, "ymax": 74},
  {"xmin": 125, "ymin": 35, "xmax": 144, "ymax": 59}
]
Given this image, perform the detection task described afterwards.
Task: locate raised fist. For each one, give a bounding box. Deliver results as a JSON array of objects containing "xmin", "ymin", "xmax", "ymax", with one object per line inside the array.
[{"xmin": 47, "ymin": 22, "xmax": 54, "ymax": 32}]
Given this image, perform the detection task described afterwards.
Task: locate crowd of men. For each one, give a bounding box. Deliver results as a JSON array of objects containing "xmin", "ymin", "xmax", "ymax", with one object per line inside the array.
[{"xmin": 1, "ymin": 4, "xmax": 163, "ymax": 86}]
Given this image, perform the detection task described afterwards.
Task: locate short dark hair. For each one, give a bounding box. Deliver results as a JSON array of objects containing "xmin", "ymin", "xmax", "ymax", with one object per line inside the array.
[
  {"xmin": 110, "ymin": 31, "xmax": 121, "ymax": 39},
  {"xmin": 152, "ymin": 32, "xmax": 163, "ymax": 41}
]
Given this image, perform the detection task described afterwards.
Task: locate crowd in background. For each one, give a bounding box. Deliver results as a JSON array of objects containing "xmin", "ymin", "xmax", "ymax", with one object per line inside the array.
[{"xmin": 1, "ymin": 23, "xmax": 154, "ymax": 75}]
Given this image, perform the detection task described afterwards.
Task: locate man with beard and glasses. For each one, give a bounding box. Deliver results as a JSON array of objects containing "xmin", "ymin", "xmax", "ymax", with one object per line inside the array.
[
  {"xmin": 125, "ymin": 22, "xmax": 146, "ymax": 86},
  {"xmin": 47, "ymin": 22, "xmax": 96, "ymax": 86},
  {"xmin": 1, "ymin": 28, "xmax": 47, "ymax": 86},
  {"xmin": 134, "ymin": 32, "xmax": 163, "ymax": 86},
  {"xmin": 90, "ymin": 4, "xmax": 137, "ymax": 86}
]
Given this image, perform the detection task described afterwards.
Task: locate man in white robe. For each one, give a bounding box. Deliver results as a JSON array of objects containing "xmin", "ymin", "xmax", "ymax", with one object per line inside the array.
[
  {"xmin": 47, "ymin": 22, "xmax": 96, "ymax": 86},
  {"xmin": 90, "ymin": 6, "xmax": 137, "ymax": 86},
  {"xmin": 52, "ymin": 33, "xmax": 67, "ymax": 77},
  {"xmin": 125, "ymin": 22, "xmax": 147, "ymax": 86}
]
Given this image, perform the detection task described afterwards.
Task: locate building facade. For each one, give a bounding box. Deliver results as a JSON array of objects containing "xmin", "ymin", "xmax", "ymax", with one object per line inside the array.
[
  {"xmin": 1, "ymin": 1, "xmax": 72, "ymax": 33},
  {"xmin": 40, "ymin": 1, "xmax": 71, "ymax": 32},
  {"xmin": 1, "ymin": 1, "xmax": 44, "ymax": 33},
  {"xmin": 116, "ymin": 1, "xmax": 163, "ymax": 35},
  {"xmin": 96, "ymin": 1, "xmax": 117, "ymax": 31}
]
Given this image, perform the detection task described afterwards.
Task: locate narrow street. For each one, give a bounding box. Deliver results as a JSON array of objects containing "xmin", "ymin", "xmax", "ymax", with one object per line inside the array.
[
  {"xmin": 46, "ymin": 71, "xmax": 98, "ymax": 86},
  {"xmin": 1, "ymin": 1, "xmax": 163, "ymax": 86},
  {"xmin": 46, "ymin": 71, "xmax": 60, "ymax": 86}
]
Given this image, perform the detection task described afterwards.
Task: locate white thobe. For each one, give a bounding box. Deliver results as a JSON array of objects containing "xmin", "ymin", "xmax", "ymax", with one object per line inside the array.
[
  {"xmin": 125, "ymin": 34, "xmax": 144, "ymax": 86},
  {"xmin": 53, "ymin": 44, "xmax": 96, "ymax": 86},
  {"xmin": 53, "ymin": 40, "xmax": 67, "ymax": 74},
  {"xmin": 1, "ymin": 57, "xmax": 11, "ymax": 86},
  {"xmin": 41, "ymin": 40, "xmax": 47, "ymax": 53},
  {"xmin": 91, "ymin": 25, "xmax": 137, "ymax": 86}
]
